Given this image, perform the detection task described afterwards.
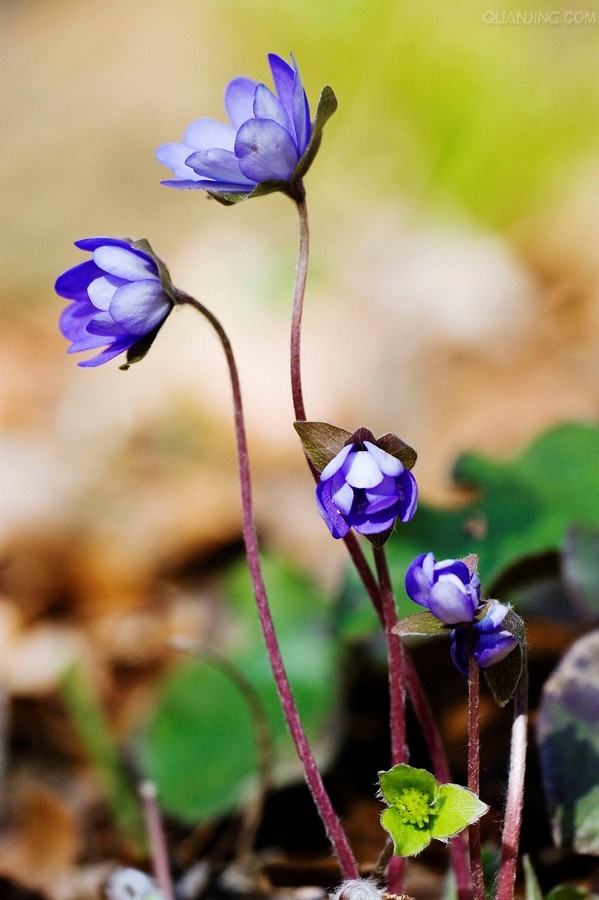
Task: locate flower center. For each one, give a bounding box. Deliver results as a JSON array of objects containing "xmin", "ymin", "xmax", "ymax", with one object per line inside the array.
[{"xmin": 395, "ymin": 787, "xmax": 432, "ymax": 828}]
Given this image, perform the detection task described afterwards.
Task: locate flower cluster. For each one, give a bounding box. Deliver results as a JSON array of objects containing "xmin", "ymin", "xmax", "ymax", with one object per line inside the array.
[
  {"xmin": 157, "ymin": 54, "xmax": 312, "ymax": 195},
  {"xmin": 405, "ymin": 552, "xmax": 517, "ymax": 674},
  {"xmin": 55, "ymin": 238, "xmax": 174, "ymax": 368},
  {"xmin": 316, "ymin": 439, "xmax": 418, "ymax": 541}
]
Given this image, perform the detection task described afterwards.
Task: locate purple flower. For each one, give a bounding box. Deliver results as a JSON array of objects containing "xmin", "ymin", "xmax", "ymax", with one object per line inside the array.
[
  {"xmin": 157, "ymin": 53, "xmax": 312, "ymax": 196},
  {"xmin": 405, "ymin": 553, "xmax": 481, "ymax": 625},
  {"xmin": 316, "ymin": 439, "xmax": 418, "ymax": 541},
  {"xmin": 55, "ymin": 238, "xmax": 174, "ymax": 368},
  {"xmin": 450, "ymin": 601, "xmax": 518, "ymax": 676}
]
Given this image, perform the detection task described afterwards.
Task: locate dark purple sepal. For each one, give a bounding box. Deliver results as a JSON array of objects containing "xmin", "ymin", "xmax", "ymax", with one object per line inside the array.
[
  {"xmin": 364, "ymin": 525, "xmax": 394, "ymax": 549},
  {"xmin": 294, "ymin": 420, "xmax": 353, "ymax": 472},
  {"xmin": 481, "ymin": 607, "xmax": 526, "ymax": 707},
  {"xmin": 377, "ymin": 432, "xmax": 418, "ymax": 471},
  {"xmin": 207, "ymin": 179, "xmax": 291, "ymax": 206},
  {"xmin": 130, "ymin": 239, "xmax": 177, "ymax": 303},
  {"xmin": 119, "ymin": 322, "xmax": 165, "ymax": 371},
  {"xmin": 291, "ymin": 86, "xmax": 338, "ymax": 182}
]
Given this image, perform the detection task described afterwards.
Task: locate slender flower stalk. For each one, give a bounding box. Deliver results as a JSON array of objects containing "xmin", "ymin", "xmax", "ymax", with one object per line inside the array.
[
  {"xmin": 373, "ymin": 546, "xmax": 406, "ymax": 894},
  {"xmin": 496, "ymin": 654, "xmax": 529, "ymax": 900},
  {"xmin": 291, "ymin": 189, "xmax": 310, "ymax": 422},
  {"xmin": 468, "ymin": 657, "xmax": 485, "ymax": 900},
  {"xmin": 175, "ymin": 290, "xmax": 359, "ymax": 880},
  {"xmin": 139, "ymin": 781, "xmax": 175, "ymax": 900}
]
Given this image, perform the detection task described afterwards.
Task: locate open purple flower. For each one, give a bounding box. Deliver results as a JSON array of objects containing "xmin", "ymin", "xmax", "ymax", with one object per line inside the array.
[
  {"xmin": 56, "ymin": 238, "xmax": 174, "ymax": 368},
  {"xmin": 316, "ymin": 439, "xmax": 418, "ymax": 542},
  {"xmin": 451, "ymin": 601, "xmax": 518, "ymax": 676},
  {"xmin": 157, "ymin": 53, "xmax": 334, "ymax": 201},
  {"xmin": 405, "ymin": 553, "xmax": 481, "ymax": 625}
]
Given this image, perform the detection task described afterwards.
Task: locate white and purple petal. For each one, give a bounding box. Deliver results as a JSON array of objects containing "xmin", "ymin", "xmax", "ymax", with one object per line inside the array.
[
  {"xmin": 235, "ymin": 119, "xmax": 300, "ymax": 183},
  {"xmin": 320, "ymin": 443, "xmax": 355, "ymax": 481},
  {"xmin": 343, "ymin": 449, "xmax": 385, "ymax": 489},
  {"xmin": 156, "ymin": 142, "xmax": 203, "ymax": 180},
  {"xmin": 474, "ymin": 631, "xmax": 517, "ymax": 668},
  {"xmin": 94, "ymin": 246, "xmax": 158, "ymax": 282},
  {"xmin": 87, "ymin": 274, "xmax": 127, "ymax": 311},
  {"xmin": 316, "ymin": 480, "xmax": 351, "ymax": 539},
  {"xmin": 405, "ymin": 553, "xmax": 435, "ymax": 607},
  {"xmin": 77, "ymin": 337, "xmax": 137, "ymax": 368},
  {"xmin": 290, "ymin": 52, "xmax": 311, "ymax": 154},
  {"xmin": 224, "ymin": 77, "xmax": 259, "ymax": 129},
  {"xmin": 108, "ymin": 280, "xmax": 171, "ymax": 336},
  {"xmin": 396, "ymin": 470, "xmax": 418, "ymax": 521},
  {"xmin": 428, "ymin": 576, "xmax": 477, "ymax": 625},
  {"xmin": 185, "ymin": 148, "xmax": 254, "ymax": 185},
  {"xmin": 183, "ymin": 117, "xmax": 237, "ymax": 153},
  {"xmin": 253, "ymin": 84, "xmax": 294, "ymax": 136},
  {"xmin": 55, "ymin": 260, "xmax": 105, "ymax": 301},
  {"xmin": 363, "ymin": 441, "xmax": 403, "ymax": 477}
]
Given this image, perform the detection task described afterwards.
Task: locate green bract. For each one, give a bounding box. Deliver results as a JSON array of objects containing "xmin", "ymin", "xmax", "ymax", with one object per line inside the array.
[{"xmin": 378, "ymin": 764, "xmax": 488, "ymax": 857}]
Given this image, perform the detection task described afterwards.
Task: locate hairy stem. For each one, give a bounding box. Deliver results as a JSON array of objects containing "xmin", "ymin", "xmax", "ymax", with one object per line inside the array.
[
  {"xmin": 496, "ymin": 654, "xmax": 529, "ymax": 900},
  {"xmin": 373, "ymin": 546, "xmax": 407, "ymax": 893},
  {"xmin": 468, "ymin": 657, "xmax": 485, "ymax": 900},
  {"xmin": 177, "ymin": 291, "xmax": 358, "ymax": 879},
  {"xmin": 139, "ymin": 781, "xmax": 175, "ymax": 900},
  {"xmin": 291, "ymin": 187, "xmax": 310, "ymax": 422}
]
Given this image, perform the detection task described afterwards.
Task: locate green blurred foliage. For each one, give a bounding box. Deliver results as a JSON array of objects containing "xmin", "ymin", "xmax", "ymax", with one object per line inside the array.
[
  {"xmin": 140, "ymin": 554, "xmax": 337, "ymax": 823},
  {"xmin": 227, "ymin": 0, "xmax": 599, "ymax": 226},
  {"xmin": 338, "ymin": 422, "xmax": 599, "ymax": 636}
]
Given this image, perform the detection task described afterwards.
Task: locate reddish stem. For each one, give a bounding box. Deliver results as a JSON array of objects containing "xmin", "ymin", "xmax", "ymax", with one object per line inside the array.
[
  {"xmin": 177, "ymin": 291, "xmax": 359, "ymax": 880},
  {"xmin": 496, "ymin": 654, "xmax": 528, "ymax": 900},
  {"xmin": 290, "ymin": 186, "xmax": 309, "ymax": 422},
  {"xmin": 373, "ymin": 546, "xmax": 406, "ymax": 893},
  {"xmin": 468, "ymin": 657, "xmax": 485, "ymax": 900},
  {"xmin": 139, "ymin": 781, "xmax": 175, "ymax": 900}
]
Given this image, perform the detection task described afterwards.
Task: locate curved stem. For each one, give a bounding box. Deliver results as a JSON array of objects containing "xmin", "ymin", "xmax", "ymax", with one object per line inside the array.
[
  {"xmin": 468, "ymin": 657, "xmax": 485, "ymax": 900},
  {"xmin": 496, "ymin": 654, "xmax": 529, "ymax": 900},
  {"xmin": 177, "ymin": 291, "xmax": 359, "ymax": 880},
  {"xmin": 291, "ymin": 188, "xmax": 310, "ymax": 422}
]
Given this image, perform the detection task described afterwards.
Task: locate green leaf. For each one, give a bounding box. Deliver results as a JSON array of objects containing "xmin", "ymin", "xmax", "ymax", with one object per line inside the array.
[
  {"xmin": 546, "ymin": 886, "xmax": 594, "ymax": 900},
  {"xmin": 293, "ymin": 420, "xmax": 352, "ymax": 471},
  {"xmin": 430, "ymin": 783, "xmax": 488, "ymax": 839},
  {"xmin": 379, "ymin": 764, "xmax": 438, "ymax": 806},
  {"xmin": 382, "ymin": 423, "xmax": 599, "ymax": 618},
  {"xmin": 139, "ymin": 658, "xmax": 260, "ymax": 823},
  {"xmin": 393, "ymin": 611, "xmax": 450, "ymax": 637},
  {"xmin": 140, "ymin": 554, "xmax": 337, "ymax": 823},
  {"xmin": 538, "ymin": 629, "xmax": 599, "ymax": 854},
  {"xmin": 562, "ymin": 524, "xmax": 599, "ymax": 619},
  {"xmin": 293, "ymin": 85, "xmax": 338, "ymax": 181},
  {"xmin": 522, "ymin": 855, "xmax": 544, "ymax": 900},
  {"xmin": 60, "ymin": 665, "xmax": 146, "ymax": 851},
  {"xmin": 380, "ymin": 806, "xmax": 432, "ymax": 857}
]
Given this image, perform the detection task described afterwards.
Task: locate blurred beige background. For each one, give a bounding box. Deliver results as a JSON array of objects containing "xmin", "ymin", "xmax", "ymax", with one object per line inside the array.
[
  {"xmin": 0, "ymin": 1, "xmax": 598, "ymax": 891},
  {"xmin": 1, "ymin": 0, "xmax": 598, "ymax": 574}
]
